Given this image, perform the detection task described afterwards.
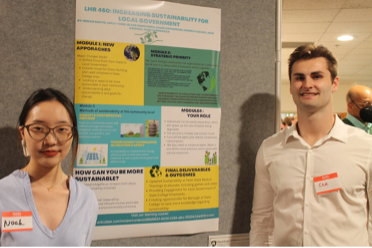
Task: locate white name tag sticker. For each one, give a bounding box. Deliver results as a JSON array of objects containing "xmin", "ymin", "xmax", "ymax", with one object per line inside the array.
[
  {"xmin": 2, "ymin": 211, "xmax": 33, "ymax": 232},
  {"xmin": 314, "ymin": 172, "xmax": 341, "ymax": 195}
]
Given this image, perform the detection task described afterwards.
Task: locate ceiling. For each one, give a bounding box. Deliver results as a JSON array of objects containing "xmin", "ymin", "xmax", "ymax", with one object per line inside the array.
[{"xmin": 281, "ymin": 0, "xmax": 372, "ymax": 86}]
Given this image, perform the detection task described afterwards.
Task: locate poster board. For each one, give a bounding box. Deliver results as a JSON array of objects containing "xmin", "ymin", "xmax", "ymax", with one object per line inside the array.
[{"xmin": 73, "ymin": 0, "xmax": 221, "ymax": 240}]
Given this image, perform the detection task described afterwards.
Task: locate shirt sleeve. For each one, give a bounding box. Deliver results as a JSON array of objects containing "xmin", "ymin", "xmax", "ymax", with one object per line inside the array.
[
  {"xmin": 368, "ymin": 204, "xmax": 372, "ymax": 246},
  {"xmin": 250, "ymin": 142, "xmax": 274, "ymax": 246},
  {"xmin": 368, "ymin": 149, "xmax": 372, "ymax": 246},
  {"xmin": 0, "ymin": 211, "xmax": 2, "ymax": 246},
  {"xmin": 85, "ymin": 194, "xmax": 99, "ymax": 246}
]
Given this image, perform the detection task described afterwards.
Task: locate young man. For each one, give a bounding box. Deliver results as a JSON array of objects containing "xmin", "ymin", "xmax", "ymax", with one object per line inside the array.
[{"xmin": 250, "ymin": 44, "xmax": 372, "ymax": 246}]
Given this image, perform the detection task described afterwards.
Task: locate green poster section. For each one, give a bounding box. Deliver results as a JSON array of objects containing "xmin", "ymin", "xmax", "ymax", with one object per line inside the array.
[{"xmin": 144, "ymin": 45, "xmax": 220, "ymax": 107}]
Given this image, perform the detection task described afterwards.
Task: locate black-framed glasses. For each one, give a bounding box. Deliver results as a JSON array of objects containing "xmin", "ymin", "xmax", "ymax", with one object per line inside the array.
[
  {"xmin": 23, "ymin": 124, "xmax": 76, "ymax": 141},
  {"xmin": 349, "ymin": 97, "xmax": 372, "ymax": 110}
]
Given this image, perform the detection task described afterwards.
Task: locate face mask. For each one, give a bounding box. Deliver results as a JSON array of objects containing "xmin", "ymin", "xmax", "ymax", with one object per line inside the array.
[{"xmin": 360, "ymin": 107, "xmax": 372, "ymax": 123}]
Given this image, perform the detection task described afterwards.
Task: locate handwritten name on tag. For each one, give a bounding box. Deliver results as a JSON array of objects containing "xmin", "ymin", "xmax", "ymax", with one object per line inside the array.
[
  {"xmin": 314, "ymin": 172, "xmax": 341, "ymax": 195},
  {"xmin": 2, "ymin": 211, "xmax": 33, "ymax": 232}
]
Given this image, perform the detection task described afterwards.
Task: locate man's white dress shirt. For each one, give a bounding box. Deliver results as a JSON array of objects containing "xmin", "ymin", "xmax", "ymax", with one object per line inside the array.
[{"xmin": 250, "ymin": 116, "xmax": 372, "ymax": 246}]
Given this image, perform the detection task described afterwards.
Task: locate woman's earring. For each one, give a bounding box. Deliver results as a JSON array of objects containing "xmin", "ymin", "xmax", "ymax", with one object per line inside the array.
[{"xmin": 21, "ymin": 140, "xmax": 30, "ymax": 157}]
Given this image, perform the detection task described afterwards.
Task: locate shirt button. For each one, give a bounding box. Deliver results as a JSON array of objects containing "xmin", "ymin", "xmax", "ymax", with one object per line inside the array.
[
  {"xmin": 307, "ymin": 175, "xmax": 311, "ymax": 180},
  {"xmin": 306, "ymin": 202, "xmax": 309, "ymax": 207},
  {"xmin": 305, "ymin": 229, "xmax": 309, "ymax": 234}
]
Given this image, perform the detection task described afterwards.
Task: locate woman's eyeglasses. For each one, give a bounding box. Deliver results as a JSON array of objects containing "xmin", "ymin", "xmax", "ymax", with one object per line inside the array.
[{"xmin": 23, "ymin": 124, "xmax": 76, "ymax": 141}]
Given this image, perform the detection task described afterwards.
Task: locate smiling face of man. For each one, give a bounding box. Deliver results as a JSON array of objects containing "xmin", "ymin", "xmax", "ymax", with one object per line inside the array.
[{"xmin": 290, "ymin": 57, "xmax": 339, "ymax": 115}]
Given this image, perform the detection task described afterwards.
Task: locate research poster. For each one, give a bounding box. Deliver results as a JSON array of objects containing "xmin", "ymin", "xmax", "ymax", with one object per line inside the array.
[{"xmin": 74, "ymin": 0, "xmax": 221, "ymax": 240}]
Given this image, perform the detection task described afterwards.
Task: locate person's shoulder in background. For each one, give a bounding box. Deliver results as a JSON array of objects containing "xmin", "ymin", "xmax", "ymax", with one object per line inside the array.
[{"xmin": 342, "ymin": 118, "xmax": 354, "ymax": 127}]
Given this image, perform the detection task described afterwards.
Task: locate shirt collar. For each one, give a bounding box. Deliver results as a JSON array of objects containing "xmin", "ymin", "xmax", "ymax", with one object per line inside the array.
[
  {"xmin": 346, "ymin": 113, "xmax": 372, "ymax": 132},
  {"xmin": 284, "ymin": 114, "xmax": 348, "ymax": 145},
  {"xmin": 284, "ymin": 123, "xmax": 297, "ymax": 143}
]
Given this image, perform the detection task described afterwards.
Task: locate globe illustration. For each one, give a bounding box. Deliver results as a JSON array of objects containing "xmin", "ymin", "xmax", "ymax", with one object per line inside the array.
[
  {"xmin": 124, "ymin": 44, "xmax": 140, "ymax": 61},
  {"xmin": 196, "ymin": 71, "xmax": 215, "ymax": 92}
]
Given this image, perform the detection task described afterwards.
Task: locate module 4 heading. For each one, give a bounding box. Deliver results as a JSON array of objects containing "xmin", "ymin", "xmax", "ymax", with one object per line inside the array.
[{"xmin": 82, "ymin": 7, "xmax": 210, "ymax": 26}]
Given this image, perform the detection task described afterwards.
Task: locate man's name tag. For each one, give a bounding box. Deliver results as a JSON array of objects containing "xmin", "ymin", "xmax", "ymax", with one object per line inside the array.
[
  {"xmin": 314, "ymin": 172, "xmax": 341, "ymax": 195},
  {"xmin": 1, "ymin": 211, "xmax": 33, "ymax": 232}
]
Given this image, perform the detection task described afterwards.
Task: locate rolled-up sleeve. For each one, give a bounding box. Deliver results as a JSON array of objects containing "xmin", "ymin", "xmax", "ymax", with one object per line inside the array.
[{"xmin": 250, "ymin": 142, "xmax": 274, "ymax": 246}]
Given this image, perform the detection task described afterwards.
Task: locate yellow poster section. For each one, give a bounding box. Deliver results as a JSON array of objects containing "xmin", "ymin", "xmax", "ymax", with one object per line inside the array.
[
  {"xmin": 75, "ymin": 40, "xmax": 144, "ymax": 105},
  {"xmin": 144, "ymin": 166, "xmax": 219, "ymax": 212}
]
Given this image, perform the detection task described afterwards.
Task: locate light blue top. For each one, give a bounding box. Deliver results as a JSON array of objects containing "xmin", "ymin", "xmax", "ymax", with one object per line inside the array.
[
  {"xmin": 0, "ymin": 170, "xmax": 98, "ymax": 246},
  {"xmin": 346, "ymin": 113, "xmax": 372, "ymax": 133}
]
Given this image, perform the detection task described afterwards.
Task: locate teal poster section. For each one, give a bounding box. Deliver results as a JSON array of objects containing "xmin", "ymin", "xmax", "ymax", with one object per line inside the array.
[
  {"xmin": 144, "ymin": 45, "xmax": 220, "ymax": 107},
  {"xmin": 96, "ymin": 208, "xmax": 219, "ymax": 226},
  {"xmin": 75, "ymin": 104, "xmax": 161, "ymax": 168}
]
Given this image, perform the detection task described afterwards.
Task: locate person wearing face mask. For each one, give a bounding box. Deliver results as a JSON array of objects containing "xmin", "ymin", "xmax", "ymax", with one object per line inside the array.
[
  {"xmin": 0, "ymin": 88, "xmax": 98, "ymax": 246},
  {"xmin": 250, "ymin": 44, "xmax": 372, "ymax": 246},
  {"xmin": 342, "ymin": 85, "xmax": 372, "ymax": 133}
]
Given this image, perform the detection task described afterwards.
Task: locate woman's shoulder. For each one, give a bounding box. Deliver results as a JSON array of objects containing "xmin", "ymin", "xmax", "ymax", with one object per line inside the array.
[
  {"xmin": 0, "ymin": 170, "xmax": 29, "ymax": 210},
  {"xmin": 69, "ymin": 176, "xmax": 98, "ymax": 203},
  {"xmin": 0, "ymin": 170, "xmax": 26, "ymax": 189}
]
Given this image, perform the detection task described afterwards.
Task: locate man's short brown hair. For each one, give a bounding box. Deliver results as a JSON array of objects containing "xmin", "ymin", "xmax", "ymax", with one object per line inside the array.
[{"xmin": 288, "ymin": 44, "xmax": 338, "ymax": 82}]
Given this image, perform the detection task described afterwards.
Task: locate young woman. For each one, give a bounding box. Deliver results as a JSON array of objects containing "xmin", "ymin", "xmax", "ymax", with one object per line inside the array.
[{"xmin": 0, "ymin": 88, "xmax": 98, "ymax": 246}]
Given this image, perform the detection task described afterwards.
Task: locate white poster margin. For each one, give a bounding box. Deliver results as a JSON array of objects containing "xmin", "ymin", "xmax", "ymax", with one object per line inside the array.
[
  {"xmin": 76, "ymin": 0, "xmax": 221, "ymax": 51},
  {"xmin": 92, "ymin": 218, "xmax": 219, "ymax": 240}
]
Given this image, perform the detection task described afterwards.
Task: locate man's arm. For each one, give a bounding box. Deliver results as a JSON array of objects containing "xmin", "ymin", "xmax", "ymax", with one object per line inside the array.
[
  {"xmin": 367, "ymin": 155, "xmax": 372, "ymax": 246},
  {"xmin": 368, "ymin": 201, "xmax": 372, "ymax": 246},
  {"xmin": 250, "ymin": 143, "xmax": 274, "ymax": 246}
]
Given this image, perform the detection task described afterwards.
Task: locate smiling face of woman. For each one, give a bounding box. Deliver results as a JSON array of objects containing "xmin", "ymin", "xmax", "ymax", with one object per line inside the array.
[{"xmin": 19, "ymin": 100, "xmax": 74, "ymax": 169}]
